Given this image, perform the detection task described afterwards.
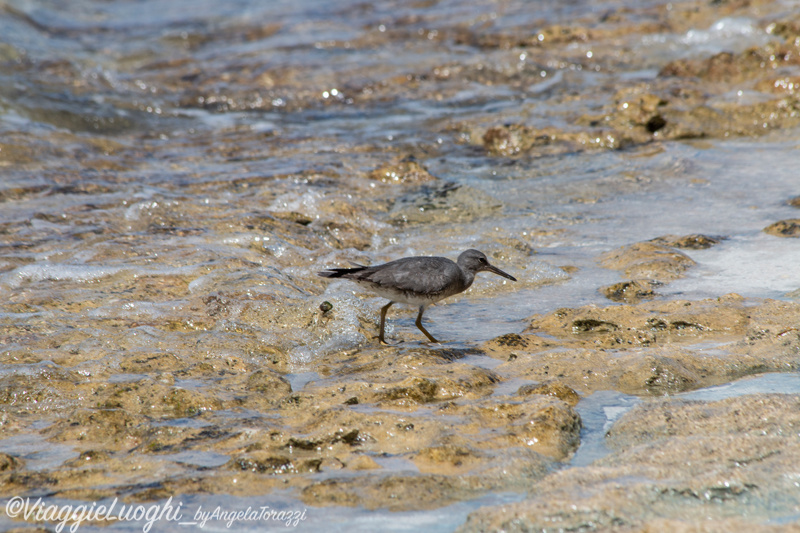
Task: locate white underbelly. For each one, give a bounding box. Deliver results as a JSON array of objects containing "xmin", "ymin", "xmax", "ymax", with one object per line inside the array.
[{"xmin": 357, "ymin": 282, "xmax": 444, "ymax": 307}]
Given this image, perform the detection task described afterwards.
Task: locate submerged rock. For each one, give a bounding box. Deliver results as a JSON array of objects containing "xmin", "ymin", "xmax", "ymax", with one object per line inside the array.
[
  {"xmin": 0, "ymin": 452, "xmax": 23, "ymax": 472},
  {"xmin": 95, "ymin": 378, "xmax": 223, "ymax": 418},
  {"xmin": 763, "ymin": 219, "xmax": 800, "ymax": 237},
  {"xmin": 650, "ymin": 233, "xmax": 722, "ymax": 250},
  {"xmin": 599, "ymin": 241, "xmax": 696, "ymax": 281},
  {"xmin": 600, "ymin": 279, "xmax": 658, "ymax": 303},
  {"xmin": 44, "ymin": 409, "xmax": 149, "ymax": 451},
  {"xmin": 389, "ymin": 181, "xmax": 502, "ymax": 224},
  {"xmin": 368, "ymin": 156, "xmax": 438, "ymax": 185},
  {"xmin": 481, "ymin": 123, "xmax": 631, "ymax": 157}
]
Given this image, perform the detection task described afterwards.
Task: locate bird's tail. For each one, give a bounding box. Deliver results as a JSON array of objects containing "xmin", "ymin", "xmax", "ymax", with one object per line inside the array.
[{"xmin": 317, "ymin": 264, "xmax": 368, "ymax": 278}]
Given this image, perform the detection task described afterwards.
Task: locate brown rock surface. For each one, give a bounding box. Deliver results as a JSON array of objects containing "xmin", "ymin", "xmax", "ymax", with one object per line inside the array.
[
  {"xmin": 764, "ymin": 219, "xmax": 800, "ymax": 237},
  {"xmin": 459, "ymin": 393, "xmax": 800, "ymax": 532},
  {"xmin": 599, "ymin": 241, "xmax": 696, "ymax": 281}
]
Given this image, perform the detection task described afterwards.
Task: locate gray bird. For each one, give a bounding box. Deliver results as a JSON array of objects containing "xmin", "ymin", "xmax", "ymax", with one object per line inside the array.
[{"xmin": 317, "ymin": 249, "xmax": 517, "ymax": 344}]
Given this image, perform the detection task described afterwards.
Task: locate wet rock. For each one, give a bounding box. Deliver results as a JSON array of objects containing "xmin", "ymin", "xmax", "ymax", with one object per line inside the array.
[
  {"xmin": 580, "ymin": 87, "xmax": 668, "ymax": 142},
  {"xmin": 64, "ymin": 450, "xmax": 113, "ymax": 466},
  {"xmin": 0, "ymin": 411, "xmax": 23, "ymax": 438},
  {"xmin": 0, "ymin": 139, "xmax": 67, "ymax": 167},
  {"xmin": 316, "ymin": 219, "xmax": 374, "ymax": 250},
  {"xmin": 234, "ymin": 211, "xmax": 325, "ymax": 253},
  {"xmin": 42, "ymin": 453, "xmax": 200, "ymax": 501},
  {"xmin": 660, "ymin": 44, "xmax": 800, "ymax": 85},
  {"xmin": 600, "ymin": 279, "xmax": 657, "ymax": 303},
  {"xmin": 302, "ymin": 447, "xmax": 551, "ymax": 511},
  {"xmin": 298, "ymin": 349, "xmax": 501, "ymax": 406},
  {"xmin": 617, "ymin": 354, "xmax": 701, "ymax": 394},
  {"xmin": 121, "ymin": 468, "xmax": 286, "ymax": 500},
  {"xmin": 389, "ymin": 181, "xmax": 502, "ymax": 224},
  {"xmin": 0, "ymin": 373, "xmax": 69, "ymax": 414},
  {"xmin": 459, "ymin": 393, "xmax": 800, "ymax": 532},
  {"xmin": 763, "ymin": 219, "xmax": 800, "ymax": 237},
  {"xmin": 755, "ymin": 75, "xmax": 800, "ymax": 95},
  {"xmin": 118, "ymin": 352, "xmax": 190, "ymax": 375},
  {"xmin": 300, "ymin": 478, "xmax": 362, "ymax": 507},
  {"xmin": 217, "ymin": 369, "xmax": 293, "ymax": 411},
  {"xmin": 481, "ymin": 124, "xmax": 631, "ymax": 157},
  {"xmin": 517, "ymin": 381, "xmax": 581, "ymax": 407},
  {"xmin": 606, "ymin": 393, "xmax": 800, "ymax": 449},
  {"xmin": 228, "ymin": 451, "xmax": 321, "ymax": 475},
  {"xmin": 599, "ymin": 241, "xmax": 696, "ymax": 281},
  {"xmin": 487, "ymin": 296, "xmax": 800, "ymax": 395},
  {"xmin": 246, "ymin": 368, "xmax": 293, "ymax": 395},
  {"xmin": 373, "ymin": 367, "xmax": 501, "ymax": 406},
  {"xmin": 375, "ymin": 376, "xmax": 457, "ymax": 404},
  {"xmin": 2, "ymin": 470, "xmax": 60, "ymax": 495},
  {"xmin": 0, "ymin": 452, "xmax": 23, "ymax": 471},
  {"xmin": 224, "ymin": 286, "xmax": 351, "ymax": 358},
  {"xmin": 95, "ymin": 378, "xmax": 223, "ymax": 418},
  {"xmin": 650, "ymin": 233, "xmax": 722, "ymax": 249},
  {"xmin": 462, "ymin": 396, "xmax": 582, "ymax": 460},
  {"xmin": 527, "ymin": 296, "xmax": 749, "ymax": 348},
  {"xmin": 736, "ymin": 298, "xmax": 800, "ymax": 351},
  {"xmin": 558, "ymin": 38, "xmax": 800, "ymax": 146},
  {"xmin": 45, "ymin": 409, "xmax": 149, "ymax": 451},
  {"xmin": 411, "ymin": 443, "xmax": 487, "ymax": 475},
  {"xmin": 368, "ymin": 156, "xmax": 438, "ymax": 185},
  {"xmin": 0, "ymin": 182, "xmax": 49, "ymax": 202},
  {"xmin": 789, "ymin": 195, "xmax": 800, "ymax": 208},
  {"xmin": 6, "ymin": 526, "xmax": 51, "ymax": 533},
  {"xmin": 482, "ymin": 332, "xmax": 556, "ymax": 358},
  {"xmin": 488, "ymin": 333, "xmax": 529, "ymax": 348},
  {"xmin": 265, "ymin": 190, "xmax": 383, "ymax": 251},
  {"xmin": 140, "ymin": 423, "xmax": 242, "ymax": 454},
  {"xmin": 482, "ymin": 124, "xmax": 546, "ymax": 156},
  {"xmin": 348, "ymin": 455, "xmax": 381, "ymax": 470},
  {"xmin": 272, "ymin": 404, "xmax": 453, "ymax": 456},
  {"xmin": 0, "ymin": 366, "xmax": 93, "ymax": 414}
]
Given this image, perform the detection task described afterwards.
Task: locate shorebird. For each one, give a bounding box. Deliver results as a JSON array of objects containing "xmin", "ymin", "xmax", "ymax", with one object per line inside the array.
[{"xmin": 318, "ymin": 249, "xmax": 516, "ymax": 344}]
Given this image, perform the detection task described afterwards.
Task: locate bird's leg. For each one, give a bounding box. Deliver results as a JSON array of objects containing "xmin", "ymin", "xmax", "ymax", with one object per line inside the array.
[
  {"xmin": 415, "ymin": 306, "xmax": 441, "ymax": 344},
  {"xmin": 377, "ymin": 301, "xmax": 394, "ymax": 345}
]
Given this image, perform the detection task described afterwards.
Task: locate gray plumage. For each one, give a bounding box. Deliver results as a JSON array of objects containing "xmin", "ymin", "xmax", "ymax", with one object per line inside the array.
[{"xmin": 318, "ymin": 249, "xmax": 516, "ymax": 344}]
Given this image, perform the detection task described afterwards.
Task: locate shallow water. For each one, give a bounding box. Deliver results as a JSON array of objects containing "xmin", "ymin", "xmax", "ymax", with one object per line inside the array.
[{"xmin": 2, "ymin": 0, "xmax": 800, "ymax": 530}]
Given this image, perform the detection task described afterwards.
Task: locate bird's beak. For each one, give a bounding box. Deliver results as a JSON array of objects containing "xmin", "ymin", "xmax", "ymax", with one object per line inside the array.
[{"xmin": 483, "ymin": 263, "xmax": 517, "ymax": 282}]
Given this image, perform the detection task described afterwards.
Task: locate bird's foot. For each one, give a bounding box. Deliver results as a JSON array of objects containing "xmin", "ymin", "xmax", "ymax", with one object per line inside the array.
[{"xmin": 375, "ymin": 336, "xmax": 402, "ymax": 346}]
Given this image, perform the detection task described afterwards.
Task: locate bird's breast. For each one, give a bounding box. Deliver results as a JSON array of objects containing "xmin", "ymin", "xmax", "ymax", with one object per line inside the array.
[{"xmin": 357, "ymin": 281, "xmax": 451, "ymax": 306}]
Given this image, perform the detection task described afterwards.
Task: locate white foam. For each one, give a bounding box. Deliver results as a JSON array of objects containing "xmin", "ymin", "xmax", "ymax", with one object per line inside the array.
[
  {"xmin": 683, "ymin": 17, "xmax": 765, "ymax": 47},
  {"xmin": 3, "ymin": 263, "xmax": 125, "ymax": 288},
  {"xmin": 287, "ymin": 291, "xmax": 373, "ymax": 364},
  {"xmin": 268, "ymin": 190, "xmax": 325, "ymax": 215},
  {"xmin": 88, "ymin": 300, "xmax": 193, "ymax": 321},
  {"xmin": 641, "ymin": 16, "xmax": 772, "ymax": 57}
]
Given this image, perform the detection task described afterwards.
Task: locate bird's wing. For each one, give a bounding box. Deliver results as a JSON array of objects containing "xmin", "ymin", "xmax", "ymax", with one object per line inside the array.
[{"xmin": 361, "ymin": 257, "xmax": 461, "ymax": 295}]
